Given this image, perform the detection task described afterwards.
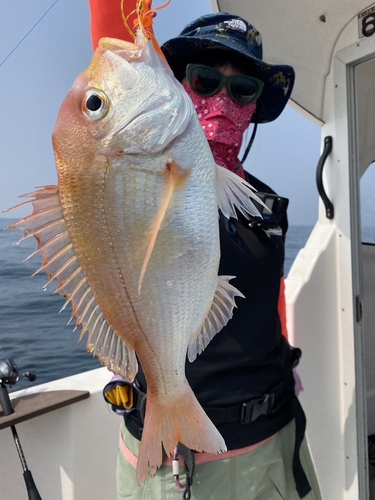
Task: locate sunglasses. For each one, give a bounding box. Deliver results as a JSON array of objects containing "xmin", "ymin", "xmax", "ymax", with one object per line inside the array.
[{"xmin": 186, "ymin": 64, "xmax": 264, "ymax": 106}]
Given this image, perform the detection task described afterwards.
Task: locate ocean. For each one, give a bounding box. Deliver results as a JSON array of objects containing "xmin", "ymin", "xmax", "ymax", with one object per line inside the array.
[{"xmin": 0, "ymin": 219, "xmax": 313, "ymax": 393}]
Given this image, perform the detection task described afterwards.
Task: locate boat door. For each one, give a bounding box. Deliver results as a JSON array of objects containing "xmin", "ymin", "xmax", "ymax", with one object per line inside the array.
[
  {"xmin": 346, "ymin": 46, "xmax": 375, "ymax": 500},
  {"xmin": 355, "ymin": 53, "xmax": 375, "ymax": 498}
]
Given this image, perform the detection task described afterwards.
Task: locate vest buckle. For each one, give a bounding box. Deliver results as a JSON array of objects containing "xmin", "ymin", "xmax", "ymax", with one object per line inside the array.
[{"xmin": 240, "ymin": 393, "xmax": 275, "ymax": 424}]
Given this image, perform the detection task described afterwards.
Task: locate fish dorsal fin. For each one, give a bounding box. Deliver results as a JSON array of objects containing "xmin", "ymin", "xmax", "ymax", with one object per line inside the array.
[
  {"xmin": 215, "ymin": 164, "xmax": 268, "ymax": 219},
  {"xmin": 138, "ymin": 160, "xmax": 189, "ymax": 294},
  {"xmin": 187, "ymin": 276, "xmax": 245, "ymax": 362},
  {"xmin": 7, "ymin": 186, "xmax": 138, "ymax": 381}
]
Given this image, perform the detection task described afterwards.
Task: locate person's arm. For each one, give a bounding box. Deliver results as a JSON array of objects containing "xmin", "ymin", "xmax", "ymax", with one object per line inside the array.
[
  {"xmin": 88, "ymin": 0, "xmax": 137, "ymax": 49},
  {"xmin": 278, "ymin": 277, "xmax": 288, "ymax": 339}
]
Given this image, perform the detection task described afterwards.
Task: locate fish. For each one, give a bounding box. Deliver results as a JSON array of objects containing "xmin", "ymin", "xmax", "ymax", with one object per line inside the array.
[{"xmin": 6, "ymin": 0, "xmax": 264, "ymax": 484}]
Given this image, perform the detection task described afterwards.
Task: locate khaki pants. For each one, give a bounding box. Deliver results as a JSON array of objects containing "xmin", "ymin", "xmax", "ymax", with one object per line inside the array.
[{"xmin": 117, "ymin": 419, "xmax": 322, "ymax": 500}]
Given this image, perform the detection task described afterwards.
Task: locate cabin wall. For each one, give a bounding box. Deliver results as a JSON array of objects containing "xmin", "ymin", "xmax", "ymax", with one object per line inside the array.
[
  {"xmin": 0, "ymin": 368, "xmax": 119, "ymax": 500},
  {"xmin": 286, "ymin": 224, "xmax": 356, "ymax": 499}
]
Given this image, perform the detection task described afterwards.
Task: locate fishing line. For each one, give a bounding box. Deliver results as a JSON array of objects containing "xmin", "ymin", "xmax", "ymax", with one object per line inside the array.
[{"xmin": 0, "ymin": 0, "xmax": 59, "ymax": 68}]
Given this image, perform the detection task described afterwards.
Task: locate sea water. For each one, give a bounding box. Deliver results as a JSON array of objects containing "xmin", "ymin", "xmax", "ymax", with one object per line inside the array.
[{"xmin": 0, "ymin": 218, "xmax": 312, "ymax": 392}]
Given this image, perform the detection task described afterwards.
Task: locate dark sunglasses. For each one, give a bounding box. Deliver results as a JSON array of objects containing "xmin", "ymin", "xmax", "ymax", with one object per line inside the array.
[{"xmin": 186, "ymin": 64, "xmax": 264, "ymax": 106}]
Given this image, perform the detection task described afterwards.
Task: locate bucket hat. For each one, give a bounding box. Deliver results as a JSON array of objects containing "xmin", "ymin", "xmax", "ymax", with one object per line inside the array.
[{"xmin": 161, "ymin": 13, "xmax": 295, "ymax": 124}]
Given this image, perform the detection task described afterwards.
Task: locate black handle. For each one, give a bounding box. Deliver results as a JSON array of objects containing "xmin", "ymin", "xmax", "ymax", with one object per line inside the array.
[
  {"xmin": 0, "ymin": 383, "xmax": 14, "ymax": 416},
  {"xmin": 316, "ymin": 136, "xmax": 334, "ymax": 219},
  {"xmin": 23, "ymin": 470, "xmax": 42, "ymax": 500}
]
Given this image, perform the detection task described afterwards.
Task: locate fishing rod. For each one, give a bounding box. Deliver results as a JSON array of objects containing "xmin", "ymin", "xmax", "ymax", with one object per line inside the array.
[{"xmin": 0, "ymin": 358, "xmax": 42, "ymax": 500}]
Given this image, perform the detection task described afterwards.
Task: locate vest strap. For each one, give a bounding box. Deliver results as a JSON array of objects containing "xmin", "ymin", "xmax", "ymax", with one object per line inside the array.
[{"xmin": 292, "ymin": 395, "xmax": 312, "ymax": 498}]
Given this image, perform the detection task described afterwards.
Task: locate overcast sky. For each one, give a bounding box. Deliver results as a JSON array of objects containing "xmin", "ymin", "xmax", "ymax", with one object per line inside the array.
[{"xmin": 0, "ymin": 0, "xmax": 322, "ymax": 226}]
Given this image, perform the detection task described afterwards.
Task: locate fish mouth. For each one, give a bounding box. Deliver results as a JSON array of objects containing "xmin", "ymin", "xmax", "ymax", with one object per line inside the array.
[{"xmin": 99, "ymin": 37, "xmax": 143, "ymax": 54}]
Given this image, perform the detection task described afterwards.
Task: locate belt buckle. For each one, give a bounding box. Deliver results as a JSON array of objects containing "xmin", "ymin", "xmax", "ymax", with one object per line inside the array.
[{"xmin": 241, "ymin": 393, "xmax": 275, "ymax": 424}]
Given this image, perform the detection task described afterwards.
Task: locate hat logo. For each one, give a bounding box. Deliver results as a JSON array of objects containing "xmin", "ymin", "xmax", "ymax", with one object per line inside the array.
[
  {"xmin": 246, "ymin": 28, "xmax": 262, "ymax": 47},
  {"xmin": 220, "ymin": 19, "xmax": 247, "ymax": 33}
]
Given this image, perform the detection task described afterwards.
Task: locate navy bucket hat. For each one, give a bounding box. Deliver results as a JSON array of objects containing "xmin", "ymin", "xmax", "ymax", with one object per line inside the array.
[{"xmin": 161, "ymin": 13, "xmax": 295, "ymax": 124}]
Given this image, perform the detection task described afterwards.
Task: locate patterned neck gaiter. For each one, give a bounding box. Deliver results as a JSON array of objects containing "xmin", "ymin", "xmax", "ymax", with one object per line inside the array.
[{"xmin": 184, "ymin": 85, "xmax": 256, "ymax": 179}]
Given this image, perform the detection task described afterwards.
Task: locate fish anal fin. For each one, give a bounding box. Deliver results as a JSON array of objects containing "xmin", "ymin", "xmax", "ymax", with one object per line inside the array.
[
  {"xmin": 60, "ymin": 276, "xmax": 137, "ymax": 381},
  {"xmin": 216, "ymin": 164, "xmax": 269, "ymax": 219},
  {"xmin": 136, "ymin": 385, "xmax": 226, "ymax": 485},
  {"xmin": 188, "ymin": 276, "xmax": 245, "ymax": 362},
  {"xmin": 138, "ymin": 160, "xmax": 190, "ymax": 294},
  {"xmin": 85, "ymin": 311, "xmax": 138, "ymax": 381}
]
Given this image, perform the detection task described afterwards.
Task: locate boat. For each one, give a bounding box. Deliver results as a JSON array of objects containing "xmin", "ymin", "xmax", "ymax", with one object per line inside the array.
[
  {"xmin": 1, "ymin": 0, "xmax": 375, "ymax": 498},
  {"xmin": 211, "ymin": 0, "xmax": 375, "ymax": 498},
  {"xmin": 0, "ymin": 367, "xmax": 119, "ymax": 499}
]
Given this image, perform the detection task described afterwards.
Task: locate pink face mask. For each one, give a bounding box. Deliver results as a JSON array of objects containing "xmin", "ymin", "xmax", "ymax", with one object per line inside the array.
[{"xmin": 184, "ymin": 85, "xmax": 256, "ymax": 179}]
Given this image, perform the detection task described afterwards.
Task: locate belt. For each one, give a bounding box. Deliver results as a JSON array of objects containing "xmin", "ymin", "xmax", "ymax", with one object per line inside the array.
[
  {"xmin": 115, "ymin": 380, "xmax": 287, "ymax": 427},
  {"xmin": 204, "ymin": 382, "xmax": 286, "ymax": 426}
]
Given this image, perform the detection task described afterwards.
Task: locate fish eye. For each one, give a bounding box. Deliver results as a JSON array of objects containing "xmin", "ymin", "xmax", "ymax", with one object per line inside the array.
[{"xmin": 82, "ymin": 89, "xmax": 109, "ymax": 119}]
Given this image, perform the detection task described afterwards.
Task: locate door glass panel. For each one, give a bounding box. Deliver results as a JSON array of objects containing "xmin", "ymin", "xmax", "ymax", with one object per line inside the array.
[{"xmin": 361, "ymin": 162, "xmax": 375, "ymax": 244}]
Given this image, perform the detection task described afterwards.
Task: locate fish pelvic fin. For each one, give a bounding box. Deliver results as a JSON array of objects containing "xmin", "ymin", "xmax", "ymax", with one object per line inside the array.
[
  {"xmin": 138, "ymin": 160, "xmax": 190, "ymax": 294},
  {"xmin": 6, "ymin": 186, "xmax": 138, "ymax": 381},
  {"xmin": 215, "ymin": 164, "xmax": 269, "ymax": 219},
  {"xmin": 136, "ymin": 385, "xmax": 226, "ymax": 485},
  {"xmin": 188, "ymin": 276, "xmax": 245, "ymax": 362}
]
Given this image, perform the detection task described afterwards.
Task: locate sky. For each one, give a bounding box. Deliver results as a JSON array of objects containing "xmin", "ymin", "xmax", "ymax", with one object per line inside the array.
[{"xmin": 0, "ymin": 0, "xmax": 322, "ymax": 226}]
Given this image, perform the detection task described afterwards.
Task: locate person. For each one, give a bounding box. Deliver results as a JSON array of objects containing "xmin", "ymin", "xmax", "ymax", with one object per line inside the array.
[{"xmin": 89, "ymin": 4, "xmax": 322, "ymax": 499}]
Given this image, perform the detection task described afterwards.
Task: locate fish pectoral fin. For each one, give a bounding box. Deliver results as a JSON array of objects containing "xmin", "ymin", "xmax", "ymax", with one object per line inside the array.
[
  {"xmin": 187, "ymin": 276, "xmax": 245, "ymax": 362},
  {"xmin": 215, "ymin": 164, "xmax": 268, "ymax": 219},
  {"xmin": 138, "ymin": 160, "xmax": 190, "ymax": 294}
]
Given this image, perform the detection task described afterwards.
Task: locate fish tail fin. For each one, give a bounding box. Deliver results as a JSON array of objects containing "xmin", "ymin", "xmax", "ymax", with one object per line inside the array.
[{"xmin": 136, "ymin": 386, "xmax": 226, "ymax": 485}]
